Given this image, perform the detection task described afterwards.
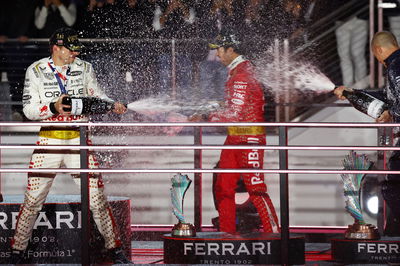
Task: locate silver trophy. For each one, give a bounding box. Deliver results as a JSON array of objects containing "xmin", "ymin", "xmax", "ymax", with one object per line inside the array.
[
  {"xmin": 170, "ymin": 173, "xmax": 196, "ymax": 237},
  {"xmin": 340, "ymin": 151, "xmax": 379, "ymax": 239}
]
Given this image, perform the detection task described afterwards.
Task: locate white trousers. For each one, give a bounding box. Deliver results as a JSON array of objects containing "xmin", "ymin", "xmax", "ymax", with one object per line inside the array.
[
  {"xmin": 11, "ymin": 135, "xmax": 121, "ymax": 251},
  {"xmin": 335, "ymin": 17, "xmax": 368, "ymax": 87}
]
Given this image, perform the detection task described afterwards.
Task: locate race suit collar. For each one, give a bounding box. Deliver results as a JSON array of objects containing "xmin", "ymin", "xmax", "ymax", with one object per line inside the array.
[
  {"xmin": 227, "ymin": 55, "xmax": 246, "ymax": 72},
  {"xmin": 385, "ymin": 49, "xmax": 400, "ymax": 67}
]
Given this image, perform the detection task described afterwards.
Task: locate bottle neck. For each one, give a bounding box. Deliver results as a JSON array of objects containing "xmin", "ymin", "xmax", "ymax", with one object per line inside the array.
[{"xmin": 342, "ymin": 90, "xmax": 350, "ymax": 97}]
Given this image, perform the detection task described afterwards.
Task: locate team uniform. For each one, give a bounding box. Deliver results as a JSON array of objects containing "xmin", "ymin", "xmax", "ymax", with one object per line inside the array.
[
  {"xmin": 209, "ymin": 55, "xmax": 279, "ymax": 234},
  {"xmin": 11, "ymin": 56, "xmax": 122, "ymax": 251},
  {"xmin": 377, "ymin": 49, "xmax": 400, "ymax": 235}
]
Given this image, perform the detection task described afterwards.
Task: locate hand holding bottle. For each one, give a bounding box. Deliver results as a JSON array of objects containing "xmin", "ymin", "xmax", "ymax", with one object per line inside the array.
[
  {"xmin": 54, "ymin": 94, "xmax": 72, "ymax": 116},
  {"xmin": 60, "ymin": 96, "xmax": 126, "ymax": 115},
  {"xmin": 188, "ymin": 113, "xmax": 206, "ymax": 122},
  {"xmin": 112, "ymin": 102, "xmax": 127, "ymax": 114},
  {"xmin": 334, "ymin": 85, "xmax": 388, "ymax": 119},
  {"xmin": 333, "ymin": 85, "xmax": 352, "ymax": 100},
  {"xmin": 188, "ymin": 101, "xmax": 221, "ymax": 122},
  {"xmin": 376, "ymin": 110, "xmax": 393, "ymax": 123}
]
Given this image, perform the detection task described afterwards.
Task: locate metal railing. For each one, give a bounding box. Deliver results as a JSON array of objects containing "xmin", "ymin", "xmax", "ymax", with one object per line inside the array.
[
  {"xmin": 0, "ymin": 0, "xmax": 373, "ymax": 123},
  {"xmin": 0, "ymin": 121, "xmax": 398, "ymax": 264}
]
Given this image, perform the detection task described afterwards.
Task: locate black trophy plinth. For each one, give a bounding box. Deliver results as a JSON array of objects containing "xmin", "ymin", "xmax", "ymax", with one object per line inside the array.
[
  {"xmin": 164, "ymin": 232, "xmax": 305, "ymax": 265},
  {"xmin": 332, "ymin": 237, "xmax": 400, "ymax": 264},
  {"xmin": 0, "ymin": 195, "xmax": 131, "ymax": 264}
]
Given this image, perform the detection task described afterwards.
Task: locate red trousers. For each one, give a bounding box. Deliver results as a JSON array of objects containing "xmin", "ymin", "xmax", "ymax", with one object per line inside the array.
[{"xmin": 214, "ymin": 134, "xmax": 279, "ymax": 233}]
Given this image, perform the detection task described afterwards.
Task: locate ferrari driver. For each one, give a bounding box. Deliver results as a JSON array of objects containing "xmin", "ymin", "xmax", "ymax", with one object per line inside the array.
[{"xmin": 191, "ymin": 32, "xmax": 280, "ymax": 234}]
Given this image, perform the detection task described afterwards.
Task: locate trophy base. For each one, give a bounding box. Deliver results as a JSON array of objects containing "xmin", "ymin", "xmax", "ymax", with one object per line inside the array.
[
  {"xmin": 332, "ymin": 236, "xmax": 400, "ymax": 264},
  {"xmin": 164, "ymin": 232, "xmax": 305, "ymax": 265},
  {"xmin": 344, "ymin": 223, "xmax": 380, "ymax": 240},
  {"xmin": 171, "ymin": 222, "xmax": 196, "ymax": 237}
]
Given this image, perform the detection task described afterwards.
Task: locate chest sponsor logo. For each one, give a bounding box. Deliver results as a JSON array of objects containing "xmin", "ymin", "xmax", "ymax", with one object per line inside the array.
[
  {"xmin": 69, "ymin": 71, "xmax": 82, "ymax": 76},
  {"xmin": 69, "ymin": 78, "xmax": 83, "ymax": 85},
  {"xmin": 44, "ymin": 88, "xmax": 84, "ymax": 98},
  {"xmin": 234, "ymin": 84, "xmax": 247, "ymax": 89},
  {"xmin": 44, "ymin": 82, "xmax": 58, "ymax": 86},
  {"xmin": 43, "ymin": 72, "xmax": 54, "ymax": 80},
  {"xmin": 233, "ymin": 92, "xmax": 245, "ymax": 99},
  {"xmin": 231, "ymin": 98, "xmax": 244, "ymax": 105}
]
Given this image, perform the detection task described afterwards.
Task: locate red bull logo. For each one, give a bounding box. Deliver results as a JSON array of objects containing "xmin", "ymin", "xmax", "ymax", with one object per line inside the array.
[{"xmin": 39, "ymin": 105, "xmax": 48, "ymax": 114}]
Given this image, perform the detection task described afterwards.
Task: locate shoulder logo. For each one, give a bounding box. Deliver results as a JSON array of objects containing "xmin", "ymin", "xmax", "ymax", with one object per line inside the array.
[
  {"xmin": 23, "ymin": 95, "xmax": 32, "ymax": 101},
  {"xmin": 32, "ymin": 68, "xmax": 40, "ymax": 78}
]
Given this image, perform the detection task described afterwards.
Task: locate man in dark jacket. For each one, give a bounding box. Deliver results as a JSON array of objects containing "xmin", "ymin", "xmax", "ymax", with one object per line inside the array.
[{"xmin": 335, "ymin": 31, "xmax": 400, "ymax": 236}]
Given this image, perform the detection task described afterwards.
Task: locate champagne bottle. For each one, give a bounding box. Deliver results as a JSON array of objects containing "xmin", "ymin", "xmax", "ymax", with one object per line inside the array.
[
  {"xmin": 342, "ymin": 89, "xmax": 388, "ymax": 119},
  {"xmin": 62, "ymin": 96, "xmax": 114, "ymax": 115}
]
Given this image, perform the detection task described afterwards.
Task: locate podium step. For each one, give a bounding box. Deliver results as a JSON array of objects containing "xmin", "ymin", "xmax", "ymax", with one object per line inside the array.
[{"xmin": 163, "ymin": 231, "xmax": 305, "ymax": 264}]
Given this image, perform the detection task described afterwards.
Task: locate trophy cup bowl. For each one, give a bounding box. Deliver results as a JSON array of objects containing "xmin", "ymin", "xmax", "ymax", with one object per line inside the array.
[
  {"xmin": 340, "ymin": 152, "xmax": 380, "ymax": 240},
  {"xmin": 172, "ymin": 221, "xmax": 196, "ymax": 237},
  {"xmin": 170, "ymin": 173, "xmax": 196, "ymax": 237}
]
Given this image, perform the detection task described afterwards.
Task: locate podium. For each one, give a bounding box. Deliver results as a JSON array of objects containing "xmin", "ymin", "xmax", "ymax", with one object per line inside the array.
[
  {"xmin": 164, "ymin": 232, "xmax": 305, "ymax": 264},
  {"xmin": 0, "ymin": 195, "xmax": 131, "ymax": 264},
  {"xmin": 332, "ymin": 237, "xmax": 400, "ymax": 264}
]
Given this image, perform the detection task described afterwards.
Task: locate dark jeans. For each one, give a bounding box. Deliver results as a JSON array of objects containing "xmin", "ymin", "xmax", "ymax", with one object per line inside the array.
[{"xmin": 381, "ymin": 139, "xmax": 400, "ymax": 234}]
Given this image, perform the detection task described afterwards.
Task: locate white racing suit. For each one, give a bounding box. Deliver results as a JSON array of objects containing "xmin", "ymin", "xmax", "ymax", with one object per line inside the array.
[{"xmin": 11, "ymin": 57, "xmax": 122, "ymax": 251}]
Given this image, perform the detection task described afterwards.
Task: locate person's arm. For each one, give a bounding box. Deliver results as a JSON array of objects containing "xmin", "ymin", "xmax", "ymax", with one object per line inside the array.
[
  {"xmin": 385, "ymin": 68, "xmax": 400, "ymax": 118},
  {"xmin": 56, "ymin": 2, "xmax": 77, "ymax": 26},
  {"xmin": 23, "ymin": 64, "xmax": 60, "ymax": 120},
  {"xmin": 245, "ymin": 0, "xmax": 261, "ymax": 22},
  {"xmin": 34, "ymin": 6, "xmax": 48, "ymax": 30},
  {"xmin": 208, "ymin": 77, "xmax": 248, "ymax": 122},
  {"xmin": 333, "ymin": 85, "xmax": 386, "ymax": 101},
  {"xmin": 87, "ymin": 0, "xmax": 99, "ymax": 12},
  {"xmin": 159, "ymin": 0, "xmax": 193, "ymax": 26},
  {"xmin": 159, "ymin": 0, "xmax": 178, "ymax": 27},
  {"xmin": 83, "ymin": 61, "xmax": 126, "ymax": 114}
]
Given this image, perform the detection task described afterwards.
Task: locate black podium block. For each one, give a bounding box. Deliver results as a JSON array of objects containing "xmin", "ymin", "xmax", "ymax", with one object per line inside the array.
[
  {"xmin": 332, "ymin": 237, "xmax": 400, "ymax": 264},
  {"xmin": 0, "ymin": 195, "xmax": 131, "ymax": 264},
  {"xmin": 164, "ymin": 232, "xmax": 305, "ymax": 265}
]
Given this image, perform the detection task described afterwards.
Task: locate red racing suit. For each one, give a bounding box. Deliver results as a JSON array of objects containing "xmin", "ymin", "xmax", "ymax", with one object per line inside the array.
[
  {"xmin": 11, "ymin": 57, "xmax": 122, "ymax": 251},
  {"xmin": 209, "ymin": 55, "xmax": 279, "ymax": 234}
]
